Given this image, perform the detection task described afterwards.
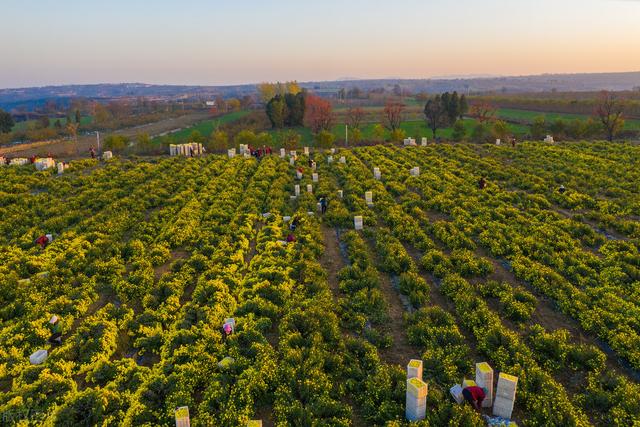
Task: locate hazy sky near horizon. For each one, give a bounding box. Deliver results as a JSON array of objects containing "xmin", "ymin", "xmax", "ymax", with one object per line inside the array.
[{"xmin": 1, "ymin": 0, "xmax": 639, "ymax": 88}]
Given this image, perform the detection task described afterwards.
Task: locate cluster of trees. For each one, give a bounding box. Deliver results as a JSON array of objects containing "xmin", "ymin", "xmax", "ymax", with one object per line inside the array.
[
  {"xmin": 265, "ymin": 92, "xmax": 306, "ymax": 129},
  {"xmin": 423, "ymin": 92, "xmax": 469, "ymax": 138}
]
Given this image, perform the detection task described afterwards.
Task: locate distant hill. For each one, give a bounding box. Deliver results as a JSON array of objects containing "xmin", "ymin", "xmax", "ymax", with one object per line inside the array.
[{"xmin": 1, "ymin": 71, "xmax": 639, "ymax": 111}]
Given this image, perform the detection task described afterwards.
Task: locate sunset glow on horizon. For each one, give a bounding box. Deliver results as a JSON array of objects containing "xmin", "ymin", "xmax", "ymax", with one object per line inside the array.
[{"xmin": 1, "ymin": 0, "xmax": 639, "ymax": 88}]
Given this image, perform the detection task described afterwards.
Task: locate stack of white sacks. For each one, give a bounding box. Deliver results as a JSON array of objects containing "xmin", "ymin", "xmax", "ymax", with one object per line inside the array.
[
  {"xmin": 228, "ymin": 148, "xmax": 236, "ymax": 158},
  {"xmin": 421, "ymin": 137, "xmax": 428, "ymax": 146},
  {"xmin": 403, "ymin": 138, "xmax": 417, "ymax": 146},
  {"xmin": 312, "ymin": 173, "xmax": 318, "ymax": 183},
  {"xmin": 339, "ymin": 156, "xmax": 346, "ymax": 164},
  {"xmin": 373, "ymin": 167, "xmax": 381, "ymax": 180},
  {"xmin": 406, "ymin": 360, "xmax": 427, "ymax": 421},
  {"xmin": 544, "ymin": 135, "xmax": 554, "ymax": 143},
  {"xmin": 10, "ymin": 158, "xmax": 29, "ymax": 166},
  {"xmin": 0, "ymin": 157, "xmax": 5, "ymax": 165},
  {"xmin": 410, "ymin": 167, "xmax": 420, "ymax": 177},
  {"xmin": 476, "ymin": 362, "xmax": 494, "ymax": 408},
  {"xmin": 354, "ymin": 216, "xmax": 363, "ymax": 230},
  {"xmin": 307, "ymin": 184, "xmax": 313, "ymax": 193},
  {"xmin": 169, "ymin": 143, "xmax": 203, "ymax": 156},
  {"xmin": 103, "ymin": 151, "xmax": 113, "ymax": 160},
  {"xmin": 304, "ymin": 146, "xmax": 309, "ymax": 155},
  {"xmin": 365, "ymin": 191, "xmax": 373, "ymax": 206},
  {"xmin": 493, "ymin": 373, "xmax": 518, "ymax": 419},
  {"xmin": 280, "ymin": 148, "xmax": 286, "ymax": 158},
  {"xmin": 35, "ymin": 158, "xmax": 56, "ymax": 171},
  {"xmin": 239, "ymin": 144, "xmax": 250, "ymax": 155}
]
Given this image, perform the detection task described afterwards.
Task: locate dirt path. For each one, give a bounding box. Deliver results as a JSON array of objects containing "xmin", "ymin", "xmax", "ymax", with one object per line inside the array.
[
  {"xmin": 376, "ymin": 270, "xmax": 421, "ymax": 366},
  {"xmin": 358, "ymin": 235, "xmax": 421, "ymax": 367},
  {"xmin": 320, "ymin": 225, "xmax": 345, "ymax": 298},
  {"xmin": 319, "ymin": 225, "xmax": 368, "ymax": 427}
]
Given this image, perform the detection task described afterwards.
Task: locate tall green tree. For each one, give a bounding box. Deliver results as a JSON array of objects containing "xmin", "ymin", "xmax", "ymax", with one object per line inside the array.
[
  {"xmin": 266, "ymin": 95, "xmax": 288, "ymax": 129},
  {"xmin": 0, "ymin": 109, "xmax": 15, "ymax": 133},
  {"xmin": 423, "ymin": 95, "xmax": 448, "ymax": 139},
  {"xmin": 284, "ymin": 92, "xmax": 306, "ymax": 127},
  {"xmin": 446, "ymin": 92, "xmax": 460, "ymax": 124},
  {"xmin": 459, "ymin": 95, "xmax": 469, "ymax": 120}
]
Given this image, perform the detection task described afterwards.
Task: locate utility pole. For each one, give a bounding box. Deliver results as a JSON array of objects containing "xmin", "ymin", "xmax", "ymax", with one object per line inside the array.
[
  {"xmin": 345, "ymin": 124, "xmax": 348, "ymax": 146},
  {"xmin": 96, "ymin": 131, "xmax": 101, "ymax": 155}
]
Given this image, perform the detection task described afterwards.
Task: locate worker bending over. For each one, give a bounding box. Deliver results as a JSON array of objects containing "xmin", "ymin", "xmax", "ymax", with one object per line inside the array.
[
  {"xmin": 478, "ymin": 177, "xmax": 487, "ymax": 190},
  {"xmin": 462, "ymin": 385, "xmax": 486, "ymax": 412}
]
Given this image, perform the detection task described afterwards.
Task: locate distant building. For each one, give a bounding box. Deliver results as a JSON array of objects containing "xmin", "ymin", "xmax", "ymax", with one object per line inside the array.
[{"xmin": 205, "ymin": 101, "xmax": 216, "ymax": 107}]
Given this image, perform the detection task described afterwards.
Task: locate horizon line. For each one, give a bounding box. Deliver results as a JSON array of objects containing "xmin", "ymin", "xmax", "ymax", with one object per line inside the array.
[{"xmin": 2, "ymin": 69, "xmax": 640, "ymax": 92}]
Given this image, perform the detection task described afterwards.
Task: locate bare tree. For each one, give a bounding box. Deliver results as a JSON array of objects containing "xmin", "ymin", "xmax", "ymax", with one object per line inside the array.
[
  {"xmin": 383, "ymin": 100, "xmax": 405, "ymax": 131},
  {"xmin": 595, "ymin": 91, "xmax": 625, "ymax": 142},
  {"xmin": 305, "ymin": 95, "xmax": 334, "ymax": 134},
  {"xmin": 347, "ymin": 107, "xmax": 365, "ymax": 129},
  {"xmin": 469, "ymin": 102, "xmax": 496, "ymax": 124}
]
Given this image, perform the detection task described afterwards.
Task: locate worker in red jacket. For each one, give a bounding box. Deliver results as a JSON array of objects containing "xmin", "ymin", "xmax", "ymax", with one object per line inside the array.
[
  {"xmin": 35, "ymin": 235, "xmax": 50, "ymax": 249},
  {"xmin": 462, "ymin": 385, "xmax": 486, "ymax": 412}
]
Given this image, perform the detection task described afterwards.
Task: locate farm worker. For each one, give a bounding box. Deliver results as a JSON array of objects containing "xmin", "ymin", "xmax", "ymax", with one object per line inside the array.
[
  {"xmin": 48, "ymin": 315, "xmax": 62, "ymax": 346},
  {"xmin": 90, "ymin": 146, "xmax": 96, "ymax": 159},
  {"xmin": 222, "ymin": 323, "xmax": 232, "ymax": 341},
  {"xmin": 289, "ymin": 217, "xmax": 299, "ymax": 231},
  {"xmin": 511, "ymin": 138, "xmax": 516, "ymax": 148},
  {"xmin": 35, "ymin": 235, "xmax": 50, "ymax": 249},
  {"xmin": 308, "ymin": 158, "xmax": 313, "ymax": 167},
  {"xmin": 29, "ymin": 155, "xmax": 37, "ymax": 164},
  {"xmin": 320, "ymin": 197, "xmax": 328, "ymax": 214},
  {"xmin": 558, "ymin": 185, "xmax": 566, "ymax": 194},
  {"xmin": 478, "ymin": 177, "xmax": 487, "ymax": 190},
  {"xmin": 462, "ymin": 385, "xmax": 486, "ymax": 412},
  {"xmin": 286, "ymin": 233, "xmax": 296, "ymax": 243}
]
